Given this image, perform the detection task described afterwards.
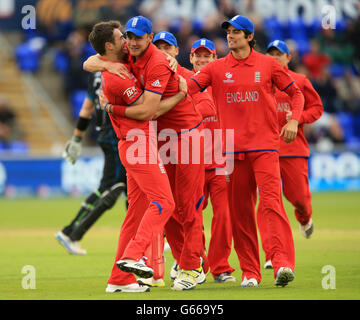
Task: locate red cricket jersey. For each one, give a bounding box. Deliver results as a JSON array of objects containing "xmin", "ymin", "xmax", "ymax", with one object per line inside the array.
[
  {"xmin": 177, "ymin": 65, "xmax": 216, "ymax": 119},
  {"xmin": 178, "ymin": 66, "xmax": 221, "ymax": 169},
  {"xmin": 129, "ymin": 43, "xmax": 202, "ymax": 132},
  {"xmin": 101, "ymin": 66, "xmax": 147, "ymax": 140},
  {"xmin": 188, "ymin": 49, "xmax": 304, "ymax": 153},
  {"xmin": 200, "ymin": 85, "xmax": 225, "ymax": 170},
  {"xmin": 276, "ymin": 66, "xmax": 323, "ymax": 157}
]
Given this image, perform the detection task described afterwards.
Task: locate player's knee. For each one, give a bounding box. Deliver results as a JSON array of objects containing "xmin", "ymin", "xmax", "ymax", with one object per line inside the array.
[
  {"xmin": 102, "ymin": 182, "xmax": 125, "ymax": 209},
  {"xmin": 152, "ymin": 198, "xmax": 175, "ymax": 215}
]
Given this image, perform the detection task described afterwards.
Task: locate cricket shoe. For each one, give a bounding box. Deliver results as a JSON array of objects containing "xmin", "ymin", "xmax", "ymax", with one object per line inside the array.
[
  {"xmin": 300, "ymin": 219, "xmax": 314, "ymax": 239},
  {"xmin": 105, "ymin": 283, "xmax": 150, "ymax": 293},
  {"xmin": 241, "ymin": 277, "xmax": 259, "ymax": 287},
  {"xmin": 171, "ymin": 267, "xmax": 206, "ymax": 291},
  {"xmin": 275, "ymin": 267, "xmax": 295, "ymax": 287},
  {"xmin": 214, "ymin": 272, "xmax": 236, "ymax": 283},
  {"xmin": 116, "ymin": 258, "xmax": 154, "ymax": 279},
  {"xmin": 170, "ymin": 260, "xmax": 179, "ymax": 281},
  {"xmin": 137, "ymin": 277, "xmax": 165, "ymax": 287},
  {"xmin": 264, "ymin": 260, "xmax": 273, "ymax": 269},
  {"xmin": 54, "ymin": 231, "xmax": 87, "ymax": 255}
]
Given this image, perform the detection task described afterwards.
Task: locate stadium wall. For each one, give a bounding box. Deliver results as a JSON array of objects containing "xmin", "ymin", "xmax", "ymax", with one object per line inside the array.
[{"xmin": 1, "ymin": 151, "xmax": 360, "ymax": 197}]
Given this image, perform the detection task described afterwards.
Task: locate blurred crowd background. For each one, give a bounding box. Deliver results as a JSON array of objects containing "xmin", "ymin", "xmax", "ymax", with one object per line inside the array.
[{"xmin": 0, "ymin": 0, "xmax": 360, "ymax": 155}]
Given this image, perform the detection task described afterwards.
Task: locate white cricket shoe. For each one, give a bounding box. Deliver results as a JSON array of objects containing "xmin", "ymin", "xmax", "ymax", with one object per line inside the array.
[
  {"xmin": 137, "ymin": 277, "xmax": 165, "ymax": 287},
  {"xmin": 275, "ymin": 267, "xmax": 295, "ymax": 287},
  {"xmin": 54, "ymin": 231, "xmax": 87, "ymax": 255},
  {"xmin": 105, "ymin": 283, "xmax": 150, "ymax": 293},
  {"xmin": 116, "ymin": 258, "xmax": 154, "ymax": 279},
  {"xmin": 241, "ymin": 277, "xmax": 259, "ymax": 287},
  {"xmin": 300, "ymin": 219, "xmax": 314, "ymax": 239},
  {"xmin": 171, "ymin": 267, "xmax": 206, "ymax": 291},
  {"xmin": 264, "ymin": 260, "xmax": 273, "ymax": 269},
  {"xmin": 214, "ymin": 272, "xmax": 236, "ymax": 283},
  {"xmin": 170, "ymin": 260, "xmax": 179, "ymax": 281}
]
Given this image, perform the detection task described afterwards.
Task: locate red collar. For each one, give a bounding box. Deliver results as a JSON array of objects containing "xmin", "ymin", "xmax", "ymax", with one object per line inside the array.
[{"xmin": 226, "ymin": 48, "xmax": 257, "ymax": 67}]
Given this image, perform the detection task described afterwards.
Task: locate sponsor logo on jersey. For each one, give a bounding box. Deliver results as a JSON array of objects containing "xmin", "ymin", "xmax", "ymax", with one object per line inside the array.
[
  {"xmin": 151, "ymin": 79, "xmax": 162, "ymax": 88},
  {"xmin": 255, "ymin": 71, "xmax": 261, "ymax": 83},
  {"xmin": 223, "ymin": 72, "xmax": 234, "ymax": 83},
  {"xmin": 123, "ymin": 86, "xmax": 138, "ymax": 100}
]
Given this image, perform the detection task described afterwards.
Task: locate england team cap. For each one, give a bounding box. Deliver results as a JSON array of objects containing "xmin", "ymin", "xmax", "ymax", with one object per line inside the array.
[
  {"xmin": 125, "ymin": 16, "xmax": 152, "ymax": 37},
  {"xmin": 266, "ymin": 40, "xmax": 290, "ymax": 54},
  {"xmin": 153, "ymin": 31, "xmax": 178, "ymax": 47},
  {"xmin": 221, "ymin": 15, "xmax": 255, "ymax": 34},
  {"xmin": 191, "ymin": 38, "xmax": 216, "ymax": 54}
]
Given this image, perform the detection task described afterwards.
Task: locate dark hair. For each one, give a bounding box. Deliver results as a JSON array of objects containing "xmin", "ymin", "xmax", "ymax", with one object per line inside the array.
[
  {"xmin": 243, "ymin": 29, "xmax": 256, "ymax": 49},
  {"xmin": 89, "ymin": 20, "xmax": 121, "ymax": 55}
]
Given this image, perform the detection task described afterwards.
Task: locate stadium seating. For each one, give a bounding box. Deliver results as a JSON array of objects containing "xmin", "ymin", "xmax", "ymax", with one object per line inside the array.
[
  {"xmin": 71, "ymin": 90, "xmax": 87, "ymax": 119},
  {"xmin": 53, "ymin": 49, "xmax": 69, "ymax": 73},
  {"xmin": 15, "ymin": 42, "xmax": 40, "ymax": 72},
  {"xmin": 263, "ymin": 17, "xmax": 285, "ymax": 42}
]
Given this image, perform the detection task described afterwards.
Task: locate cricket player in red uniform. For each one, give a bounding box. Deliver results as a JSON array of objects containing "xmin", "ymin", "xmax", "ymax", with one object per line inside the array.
[
  {"xmin": 85, "ymin": 16, "xmax": 207, "ymax": 291},
  {"xmin": 258, "ymin": 40, "xmax": 323, "ymax": 269},
  {"xmin": 189, "ymin": 38, "xmax": 236, "ymax": 283},
  {"xmin": 188, "ymin": 15, "xmax": 305, "ymax": 287},
  {"xmin": 152, "ymin": 32, "xmax": 234, "ymax": 284},
  {"xmin": 140, "ymin": 31, "xmax": 215, "ymax": 287},
  {"xmin": 87, "ymin": 21, "xmax": 188, "ymax": 293}
]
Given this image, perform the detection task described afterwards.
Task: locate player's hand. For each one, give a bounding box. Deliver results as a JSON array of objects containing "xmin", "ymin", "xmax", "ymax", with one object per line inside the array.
[
  {"xmin": 166, "ymin": 53, "xmax": 178, "ymax": 72},
  {"xmin": 99, "ymin": 91, "xmax": 109, "ymax": 110},
  {"xmin": 280, "ymin": 119, "xmax": 298, "ymax": 143},
  {"xmin": 285, "ymin": 110, "xmax": 292, "ymax": 122},
  {"xmin": 106, "ymin": 62, "xmax": 130, "ymax": 79},
  {"xmin": 63, "ymin": 136, "xmax": 82, "ymax": 164},
  {"xmin": 178, "ymin": 75, "xmax": 188, "ymax": 96}
]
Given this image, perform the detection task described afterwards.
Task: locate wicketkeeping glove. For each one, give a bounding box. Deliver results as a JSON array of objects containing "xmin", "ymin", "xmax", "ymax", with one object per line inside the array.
[{"xmin": 63, "ymin": 135, "xmax": 82, "ymax": 165}]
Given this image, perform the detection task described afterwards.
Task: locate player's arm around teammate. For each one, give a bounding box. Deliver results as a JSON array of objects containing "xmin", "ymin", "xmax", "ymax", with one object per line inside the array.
[{"xmin": 87, "ymin": 20, "xmax": 177, "ymax": 293}]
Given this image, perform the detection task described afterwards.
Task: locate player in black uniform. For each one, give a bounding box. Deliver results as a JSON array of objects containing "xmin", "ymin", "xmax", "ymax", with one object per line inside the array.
[{"xmin": 55, "ymin": 71, "xmax": 127, "ymax": 255}]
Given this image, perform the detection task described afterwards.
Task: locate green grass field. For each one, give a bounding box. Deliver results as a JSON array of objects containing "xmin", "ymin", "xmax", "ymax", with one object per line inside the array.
[{"xmin": 0, "ymin": 192, "xmax": 359, "ymax": 300}]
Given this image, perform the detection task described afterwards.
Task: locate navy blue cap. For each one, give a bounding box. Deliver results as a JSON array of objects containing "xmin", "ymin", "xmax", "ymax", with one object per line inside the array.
[
  {"xmin": 266, "ymin": 40, "xmax": 290, "ymax": 54},
  {"xmin": 191, "ymin": 38, "xmax": 216, "ymax": 54},
  {"xmin": 153, "ymin": 31, "xmax": 178, "ymax": 47},
  {"xmin": 125, "ymin": 16, "xmax": 152, "ymax": 36},
  {"xmin": 221, "ymin": 15, "xmax": 255, "ymax": 34}
]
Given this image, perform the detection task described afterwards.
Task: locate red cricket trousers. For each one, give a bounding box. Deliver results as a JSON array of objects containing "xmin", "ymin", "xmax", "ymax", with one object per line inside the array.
[
  {"xmin": 227, "ymin": 151, "xmax": 295, "ymax": 282},
  {"xmin": 160, "ymin": 129, "xmax": 205, "ymax": 270},
  {"xmin": 258, "ymin": 157, "xmax": 312, "ymax": 261},
  {"xmin": 107, "ymin": 138, "xmax": 175, "ymax": 285},
  {"xmin": 280, "ymin": 157, "xmax": 312, "ymax": 226},
  {"xmin": 203, "ymin": 168, "xmax": 235, "ymax": 279}
]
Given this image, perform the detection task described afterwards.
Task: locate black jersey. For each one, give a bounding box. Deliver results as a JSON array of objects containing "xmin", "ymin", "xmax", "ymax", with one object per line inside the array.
[{"xmin": 87, "ymin": 72, "xmax": 119, "ymax": 145}]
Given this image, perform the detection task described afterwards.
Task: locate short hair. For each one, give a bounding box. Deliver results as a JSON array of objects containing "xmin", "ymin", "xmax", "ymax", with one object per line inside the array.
[
  {"xmin": 89, "ymin": 20, "xmax": 121, "ymax": 55},
  {"xmin": 243, "ymin": 29, "xmax": 256, "ymax": 49}
]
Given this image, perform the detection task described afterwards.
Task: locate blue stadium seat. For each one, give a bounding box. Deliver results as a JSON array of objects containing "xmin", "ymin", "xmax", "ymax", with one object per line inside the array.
[
  {"xmin": 330, "ymin": 63, "xmax": 346, "ymax": 78},
  {"xmin": 9, "ymin": 141, "xmax": 29, "ymax": 154},
  {"xmin": 263, "ymin": 17, "xmax": 284, "ymax": 42},
  {"xmin": 306, "ymin": 19, "xmax": 322, "ymax": 38},
  {"xmin": 70, "ymin": 90, "xmax": 87, "ymax": 119},
  {"xmin": 82, "ymin": 42, "xmax": 96, "ymax": 62},
  {"xmin": 15, "ymin": 42, "xmax": 40, "ymax": 72},
  {"xmin": 354, "ymin": 113, "xmax": 360, "ymax": 138},
  {"xmin": 53, "ymin": 49, "xmax": 69, "ymax": 73},
  {"xmin": 337, "ymin": 112, "xmax": 355, "ymax": 143}
]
